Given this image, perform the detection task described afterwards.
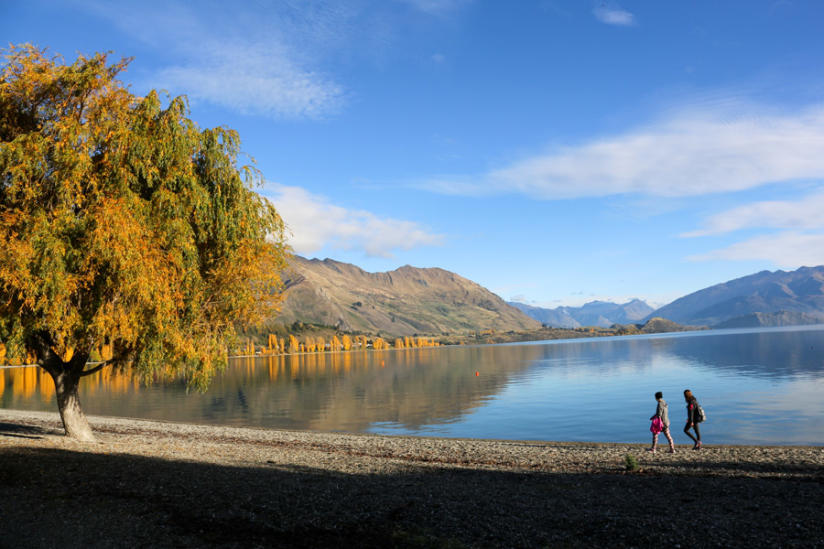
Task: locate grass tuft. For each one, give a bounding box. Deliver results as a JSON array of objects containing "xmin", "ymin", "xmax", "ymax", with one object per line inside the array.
[{"xmin": 624, "ymin": 453, "xmax": 639, "ymax": 472}]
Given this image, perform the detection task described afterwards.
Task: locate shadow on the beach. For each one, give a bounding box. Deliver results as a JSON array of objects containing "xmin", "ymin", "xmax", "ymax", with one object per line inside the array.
[
  {"xmin": 1, "ymin": 446, "xmax": 823, "ymax": 548},
  {"xmin": 666, "ymin": 458, "xmax": 824, "ymax": 476},
  {"xmin": 0, "ymin": 421, "xmax": 50, "ymax": 439}
]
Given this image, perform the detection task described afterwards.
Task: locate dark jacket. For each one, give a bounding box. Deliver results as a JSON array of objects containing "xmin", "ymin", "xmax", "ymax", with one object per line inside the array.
[{"xmin": 686, "ymin": 397, "xmax": 698, "ymax": 423}]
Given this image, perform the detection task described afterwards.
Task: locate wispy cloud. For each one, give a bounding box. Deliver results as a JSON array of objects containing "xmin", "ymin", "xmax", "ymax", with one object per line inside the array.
[
  {"xmin": 683, "ymin": 191, "xmax": 824, "ymax": 237},
  {"xmin": 266, "ymin": 184, "xmax": 443, "ymax": 258},
  {"xmin": 593, "ymin": 5, "xmax": 635, "ymax": 26},
  {"xmin": 684, "ymin": 190, "xmax": 824, "ymax": 268},
  {"xmin": 689, "ymin": 232, "xmax": 824, "ymax": 268},
  {"xmin": 398, "ymin": 0, "xmax": 472, "ymax": 16},
  {"xmin": 421, "ymin": 104, "xmax": 824, "ymax": 199},
  {"xmin": 154, "ymin": 46, "xmax": 344, "ymax": 119},
  {"xmin": 83, "ymin": 0, "xmax": 347, "ymax": 119}
]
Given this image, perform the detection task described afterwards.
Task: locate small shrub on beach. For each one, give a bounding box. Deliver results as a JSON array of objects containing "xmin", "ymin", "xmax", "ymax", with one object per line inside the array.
[{"xmin": 624, "ymin": 454, "xmax": 639, "ymax": 472}]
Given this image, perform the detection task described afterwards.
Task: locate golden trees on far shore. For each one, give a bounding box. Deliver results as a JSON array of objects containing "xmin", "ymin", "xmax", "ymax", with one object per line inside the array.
[
  {"xmin": 395, "ymin": 336, "xmax": 439, "ymax": 349},
  {"xmin": 240, "ymin": 332, "xmax": 441, "ymax": 357}
]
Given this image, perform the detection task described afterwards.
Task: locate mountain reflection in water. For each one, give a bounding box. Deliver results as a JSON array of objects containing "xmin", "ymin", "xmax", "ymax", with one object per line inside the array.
[
  {"xmin": 2, "ymin": 326, "xmax": 823, "ymax": 445},
  {"xmin": 0, "ymin": 345, "xmax": 543, "ymax": 433}
]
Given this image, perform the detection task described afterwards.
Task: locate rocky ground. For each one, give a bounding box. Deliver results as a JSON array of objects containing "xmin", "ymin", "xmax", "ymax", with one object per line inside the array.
[{"xmin": 1, "ymin": 409, "xmax": 822, "ymax": 548}]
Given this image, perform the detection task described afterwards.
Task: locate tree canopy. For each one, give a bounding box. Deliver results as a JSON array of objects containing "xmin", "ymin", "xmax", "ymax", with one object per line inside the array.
[{"xmin": 0, "ymin": 45, "xmax": 289, "ymax": 439}]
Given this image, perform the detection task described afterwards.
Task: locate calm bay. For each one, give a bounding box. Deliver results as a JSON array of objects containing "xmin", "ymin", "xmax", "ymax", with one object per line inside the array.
[{"xmin": 2, "ymin": 325, "xmax": 823, "ymax": 445}]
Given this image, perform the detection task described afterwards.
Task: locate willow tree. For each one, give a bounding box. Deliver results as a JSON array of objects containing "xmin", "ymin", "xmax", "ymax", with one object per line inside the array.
[{"xmin": 0, "ymin": 45, "xmax": 289, "ymax": 441}]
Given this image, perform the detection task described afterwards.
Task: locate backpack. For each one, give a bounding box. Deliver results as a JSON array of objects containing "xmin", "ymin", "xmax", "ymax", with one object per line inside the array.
[{"xmin": 696, "ymin": 403, "xmax": 707, "ymax": 423}]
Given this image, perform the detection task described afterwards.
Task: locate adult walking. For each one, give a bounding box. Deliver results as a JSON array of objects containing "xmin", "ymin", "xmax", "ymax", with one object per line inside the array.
[
  {"xmin": 683, "ymin": 389, "xmax": 702, "ymax": 450},
  {"xmin": 648, "ymin": 391, "xmax": 675, "ymax": 453}
]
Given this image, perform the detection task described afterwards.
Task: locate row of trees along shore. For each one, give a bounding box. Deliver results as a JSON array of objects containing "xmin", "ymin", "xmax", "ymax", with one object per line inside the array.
[{"xmin": 236, "ymin": 335, "xmax": 440, "ymax": 356}]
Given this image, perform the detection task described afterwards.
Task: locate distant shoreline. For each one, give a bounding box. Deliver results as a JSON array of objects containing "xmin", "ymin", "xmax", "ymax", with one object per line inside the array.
[
  {"xmin": 2, "ymin": 409, "xmax": 823, "ymax": 547},
  {"xmin": 232, "ymin": 323, "xmax": 824, "ymax": 359},
  {"xmin": 4, "ymin": 323, "xmax": 818, "ymax": 365},
  {"xmin": 233, "ymin": 322, "xmax": 706, "ymax": 358}
]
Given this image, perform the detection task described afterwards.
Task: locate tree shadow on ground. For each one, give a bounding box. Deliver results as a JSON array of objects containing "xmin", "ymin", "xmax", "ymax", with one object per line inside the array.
[
  {"xmin": 0, "ymin": 446, "xmax": 822, "ymax": 548},
  {"xmin": 0, "ymin": 421, "xmax": 51, "ymax": 439}
]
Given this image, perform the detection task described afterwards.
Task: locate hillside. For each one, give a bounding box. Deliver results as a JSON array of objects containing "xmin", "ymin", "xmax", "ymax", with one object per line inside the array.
[
  {"xmin": 712, "ymin": 311, "xmax": 824, "ymax": 329},
  {"xmin": 274, "ymin": 256, "xmax": 541, "ymax": 337},
  {"xmin": 647, "ymin": 266, "xmax": 824, "ymax": 327},
  {"xmin": 639, "ymin": 317, "xmax": 692, "ymax": 333},
  {"xmin": 509, "ymin": 299, "xmax": 654, "ymax": 328}
]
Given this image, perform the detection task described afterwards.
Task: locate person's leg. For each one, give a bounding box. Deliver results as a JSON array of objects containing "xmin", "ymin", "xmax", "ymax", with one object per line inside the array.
[
  {"xmin": 683, "ymin": 422, "xmax": 697, "ymax": 444},
  {"xmin": 649, "ymin": 432, "xmax": 658, "ymax": 451},
  {"xmin": 663, "ymin": 427, "xmax": 675, "ymax": 451},
  {"xmin": 693, "ymin": 422, "xmax": 702, "ymax": 449}
]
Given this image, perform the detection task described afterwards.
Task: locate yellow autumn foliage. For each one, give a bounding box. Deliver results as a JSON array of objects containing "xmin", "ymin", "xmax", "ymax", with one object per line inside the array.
[
  {"xmin": 0, "ymin": 45, "xmax": 289, "ymax": 400},
  {"xmin": 288, "ymin": 335, "xmax": 300, "ymax": 353}
]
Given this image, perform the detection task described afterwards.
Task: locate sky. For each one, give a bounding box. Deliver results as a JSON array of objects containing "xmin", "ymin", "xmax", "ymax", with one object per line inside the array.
[{"xmin": 4, "ymin": 0, "xmax": 824, "ymax": 308}]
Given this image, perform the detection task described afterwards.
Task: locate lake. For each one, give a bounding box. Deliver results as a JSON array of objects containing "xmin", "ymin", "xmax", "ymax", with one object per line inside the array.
[{"xmin": 2, "ymin": 325, "xmax": 824, "ymax": 445}]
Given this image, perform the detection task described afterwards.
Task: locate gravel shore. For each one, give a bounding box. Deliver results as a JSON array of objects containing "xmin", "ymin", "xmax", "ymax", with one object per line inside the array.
[{"xmin": 1, "ymin": 409, "xmax": 823, "ymax": 548}]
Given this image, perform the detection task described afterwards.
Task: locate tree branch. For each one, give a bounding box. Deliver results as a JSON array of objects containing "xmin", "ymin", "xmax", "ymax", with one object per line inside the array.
[{"xmin": 80, "ymin": 361, "xmax": 108, "ymax": 377}]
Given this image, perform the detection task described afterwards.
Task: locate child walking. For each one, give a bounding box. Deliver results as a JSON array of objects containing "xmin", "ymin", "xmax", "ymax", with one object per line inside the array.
[{"xmin": 648, "ymin": 391, "xmax": 675, "ymax": 453}]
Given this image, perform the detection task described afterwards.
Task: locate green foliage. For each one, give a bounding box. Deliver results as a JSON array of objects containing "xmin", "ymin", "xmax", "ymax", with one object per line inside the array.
[
  {"xmin": 624, "ymin": 454, "xmax": 639, "ymax": 472},
  {"xmin": 0, "ymin": 44, "xmax": 289, "ymax": 389}
]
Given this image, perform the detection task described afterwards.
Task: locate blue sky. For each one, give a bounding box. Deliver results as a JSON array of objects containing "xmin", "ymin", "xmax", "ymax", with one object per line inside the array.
[{"xmin": 4, "ymin": 0, "xmax": 824, "ymax": 307}]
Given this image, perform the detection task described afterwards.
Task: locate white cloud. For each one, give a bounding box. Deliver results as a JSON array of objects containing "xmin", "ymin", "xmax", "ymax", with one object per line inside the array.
[
  {"xmin": 83, "ymin": 0, "xmax": 346, "ymax": 119},
  {"xmin": 593, "ymin": 5, "xmax": 635, "ymax": 26},
  {"xmin": 683, "ymin": 191, "xmax": 824, "ymax": 237},
  {"xmin": 422, "ymin": 104, "xmax": 824, "ymax": 199},
  {"xmin": 266, "ymin": 184, "xmax": 443, "ymax": 258},
  {"xmin": 154, "ymin": 46, "xmax": 343, "ymax": 119},
  {"xmin": 689, "ymin": 232, "xmax": 824, "ymax": 268}
]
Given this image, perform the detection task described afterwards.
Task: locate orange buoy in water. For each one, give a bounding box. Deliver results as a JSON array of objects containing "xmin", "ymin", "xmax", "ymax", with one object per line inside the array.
[{"xmin": 475, "ymin": 371, "xmax": 479, "ymax": 376}]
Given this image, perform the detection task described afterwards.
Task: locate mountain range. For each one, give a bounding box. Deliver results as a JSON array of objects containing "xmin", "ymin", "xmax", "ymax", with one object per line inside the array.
[
  {"xmin": 274, "ymin": 256, "xmax": 540, "ymax": 337},
  {"xmin": 645, "ymin": 266, "xmax": 824, "ymax": 327},
  {"xmin": 274, "ymin": 257, "xmax": 824, "ymax": 335},
  {"xmin": 508, "ymin": 299, "xmax": 654, "ymax": 329}
]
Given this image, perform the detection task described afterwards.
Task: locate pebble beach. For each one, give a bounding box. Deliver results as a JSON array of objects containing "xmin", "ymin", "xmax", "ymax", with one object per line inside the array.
[{"xmin": 1, "ymin": 409, "xmax": 823, "ymax": 548}]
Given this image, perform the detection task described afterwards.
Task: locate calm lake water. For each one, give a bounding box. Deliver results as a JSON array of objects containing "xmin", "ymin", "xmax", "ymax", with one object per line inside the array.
[{"xmin": 3, "ymin": 326, "xmax": 824, "ymax": 445}]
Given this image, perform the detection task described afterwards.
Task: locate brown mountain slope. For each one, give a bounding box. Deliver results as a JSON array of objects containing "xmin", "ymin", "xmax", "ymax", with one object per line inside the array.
[{"xmin": 275, "ymin": 256, "xmax": 541, "ymax": 337}]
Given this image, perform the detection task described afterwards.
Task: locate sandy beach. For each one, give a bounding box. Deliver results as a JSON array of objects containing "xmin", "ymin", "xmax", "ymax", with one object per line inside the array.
[{"xmin": 1, "ymin": 409, "xmax": 823, "ymax": 548}]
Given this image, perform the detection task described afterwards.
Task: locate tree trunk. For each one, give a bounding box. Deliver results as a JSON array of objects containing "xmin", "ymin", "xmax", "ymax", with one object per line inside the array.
[{"xmin": 50, "ymin": 368, "xmax": 96, "ymax": 442}]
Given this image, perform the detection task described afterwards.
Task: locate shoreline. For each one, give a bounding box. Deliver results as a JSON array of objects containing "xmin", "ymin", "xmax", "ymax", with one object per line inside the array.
[
  {"xmin": 2, "ymin": 409, "xmax": 823, "ymax": 548},
  {"xmin": 2, "ymin": 407, "xmax": 822, "ymax": 451}
]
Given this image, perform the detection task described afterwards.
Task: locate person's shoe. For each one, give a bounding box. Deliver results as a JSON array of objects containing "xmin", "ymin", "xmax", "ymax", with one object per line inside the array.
[
  {"xmin": 693, "ymin": 441, "xmax": 702, "ymax": 450},
  {"xmin": 647, "ymin": 447, "xmax": 656, "ymax": 453},
  {"xmin": 668, "ymin": 447, "xmax": 675, "ymax": 453}
]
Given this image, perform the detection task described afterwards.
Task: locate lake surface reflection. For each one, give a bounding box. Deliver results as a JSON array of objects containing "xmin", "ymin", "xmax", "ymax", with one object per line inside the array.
[{"xmin": 2, "ymin": 326, "xmax": 823, "ymax": 445}]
